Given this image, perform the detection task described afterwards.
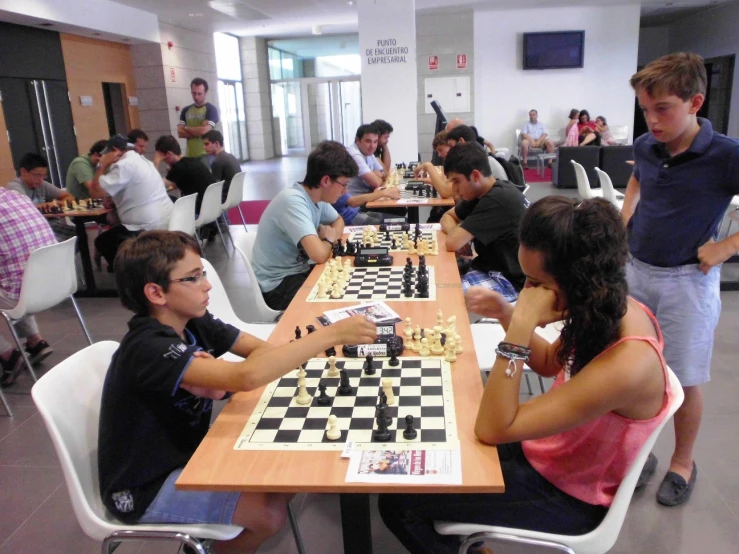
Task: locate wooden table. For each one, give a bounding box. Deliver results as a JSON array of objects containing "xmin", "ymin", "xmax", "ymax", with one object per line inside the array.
[
  {"xmin": 39, "ymin": 202, "xmax": 116, "ymax": 297},
  {"xmin": 177, "ymin": 231, "xmax": 503, "ymax": 554},
  {"xmin": 366, "ymin": 196, "xmax": 455, "ymax": 224}
]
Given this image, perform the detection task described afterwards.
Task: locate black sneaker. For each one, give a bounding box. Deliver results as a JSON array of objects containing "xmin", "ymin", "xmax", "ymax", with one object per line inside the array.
[
  {"xmin": 0, "ymin": 349, "xmax": 24, "ymax": 387},
  {"xmin": 25, "ymin": 340, "xmax": 53, "ymax": 365}
]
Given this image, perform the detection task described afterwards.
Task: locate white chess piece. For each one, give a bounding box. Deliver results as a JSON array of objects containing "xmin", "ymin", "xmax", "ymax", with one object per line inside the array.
[
  {"xmin": 331, "ymin": 283, "xmax": 341, "ymax": 299},
  {"xmin": 382, "ymin": 378, "xmax": 396, "ymax": 405},
  {"xmin": 327, "ymin": 355, "xmax": 339, "ymax": 377},
  {"xmin": 445, "ymin": 338, "xmax": 457, "ymax": 362},
  {"xmin": 436, "ymin": 309, "xmax": 444, "ymax": 329},
  {"xmin": 326, "ymin": 414, "xmax": 341, "ymax": 440},
  {"xmin": 404, "ymin": 317, "xmax": 412, "ymax": 335},
  {"xmin": 454, "ymin": 333, "xmax": 464, "ymax": 354},
  {"xmin": 412, "ymin": 326, "xmax": 422, "ymax": 352},
  {"xmin": 317, "ymin": 281, "xmax": 328, "ymax": 299},
  {"xmin": 446, "ymin": 315, "xmax": 457, "ymax": 336},
  {"xmin": 404, "ymin": 322, "xmax": 414, "ymax": 350},
  {"xmin": 431, "ymin": 326, "xmax": 445, "ymax": 355},
  {"xmin": 420, "ymin": 337, "xmax": 430, "ymax": 357},
  {"xmin": 295, "ymin": 375, "xmax": 312, "ymax": 405}
]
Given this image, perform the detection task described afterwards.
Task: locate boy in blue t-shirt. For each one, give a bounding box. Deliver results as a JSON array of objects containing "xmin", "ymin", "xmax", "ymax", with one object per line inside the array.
[
  {"xmin": 624, "ymin": 52, "xmax": 739, "ymax": 506},
  {"xmin": 98, "ymin": 230, "xmax": 375, "ymax": 551}
]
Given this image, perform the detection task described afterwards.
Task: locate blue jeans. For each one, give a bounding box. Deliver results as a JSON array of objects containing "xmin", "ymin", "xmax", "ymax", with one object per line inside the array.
[{"xmin": 378, "ymin": 443, "xmax": 607, "ymax": 554}]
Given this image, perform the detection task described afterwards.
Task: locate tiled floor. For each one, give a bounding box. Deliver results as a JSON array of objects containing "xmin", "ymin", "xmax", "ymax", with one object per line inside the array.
[{"xmin": 1, "ymin": 161, "xmax": 738, "ymax": 553}]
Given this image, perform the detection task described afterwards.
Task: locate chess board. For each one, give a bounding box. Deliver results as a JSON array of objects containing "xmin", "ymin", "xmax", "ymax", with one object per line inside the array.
[
  {"xmin": 393, "ymin": 186, "xmax": 436, "ymax": 200},
  {"xmin": 306, "ymin": 266, "xmax": 436, "ymax": 302},
  {"xmin": 234, "ymin": 356, "xmax": 458, "ymax": 451},
  {"xmin": 347, "ymin": 229, "xmax": 436, "ymax": 251}
]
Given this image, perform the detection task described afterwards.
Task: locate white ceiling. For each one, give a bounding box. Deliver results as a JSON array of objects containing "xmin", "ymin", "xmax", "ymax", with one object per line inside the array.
[{"xmin": 106, "ymin": 0, "xmax": 733, "ymax": 38}]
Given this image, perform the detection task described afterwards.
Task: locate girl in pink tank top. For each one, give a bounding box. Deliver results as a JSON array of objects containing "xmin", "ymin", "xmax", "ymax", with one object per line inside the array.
[{"xmin": 379, "ymin": 196, "xmax": 674, "ymax": 554}]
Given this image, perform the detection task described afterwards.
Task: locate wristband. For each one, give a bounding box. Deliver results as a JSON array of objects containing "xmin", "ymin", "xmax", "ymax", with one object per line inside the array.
[{"xmin": 495, "ymin": 341, "xmax": 531, "ymax": 378}]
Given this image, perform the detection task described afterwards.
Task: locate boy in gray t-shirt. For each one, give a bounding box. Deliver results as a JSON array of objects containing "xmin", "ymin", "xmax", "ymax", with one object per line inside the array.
[{"xmin": 251, "ymin": 141, "xmax": 359, "ymax": 310}]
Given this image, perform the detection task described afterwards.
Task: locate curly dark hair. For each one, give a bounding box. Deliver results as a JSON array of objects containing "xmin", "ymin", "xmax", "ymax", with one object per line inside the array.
[{"xmin": 519, "ymin": 196, "xmax": 629, "ymax": 375}]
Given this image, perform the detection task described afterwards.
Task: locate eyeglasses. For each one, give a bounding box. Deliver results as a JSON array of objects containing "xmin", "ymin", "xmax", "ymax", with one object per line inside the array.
[
  {"xmin": 331, "ymin": 178, "xmax": 350, "ymax": 188},
  {"xmin": 169, "ymin": 271, "xmax": 208, "ymax": 285}
]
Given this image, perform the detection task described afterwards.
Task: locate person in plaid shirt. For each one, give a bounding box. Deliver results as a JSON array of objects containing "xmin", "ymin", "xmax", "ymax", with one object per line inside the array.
[{"xmin": 0, "ymin": 188, "xmax": 57, "ymax": 386}]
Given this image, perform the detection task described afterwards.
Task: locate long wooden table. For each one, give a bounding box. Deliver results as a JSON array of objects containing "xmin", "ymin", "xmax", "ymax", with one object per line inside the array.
[
  {"xmin": 177, "ymin": 231, "xmax": 503, "ymax": 554},
  {"xmin": 367, "ymin": 196, "xmax": 455, "ymax": 224}
]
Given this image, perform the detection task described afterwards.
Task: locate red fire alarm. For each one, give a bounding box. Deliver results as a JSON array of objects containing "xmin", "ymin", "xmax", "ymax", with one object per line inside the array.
[
  {"xmin": 167, "ymin": 40, "xmax": 174, "ymax": 49},
  {"xmin": 175, "ymin": 106, "xmax": 180, "ymax": 111}
]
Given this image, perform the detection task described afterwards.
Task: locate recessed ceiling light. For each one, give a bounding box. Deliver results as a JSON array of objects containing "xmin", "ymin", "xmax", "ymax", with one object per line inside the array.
[{"xmin": 348, "ymin": 1, "xmax": 355, "ymax": 5}]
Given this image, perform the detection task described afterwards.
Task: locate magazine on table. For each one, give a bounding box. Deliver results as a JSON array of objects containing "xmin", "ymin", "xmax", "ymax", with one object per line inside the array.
[
  {"xmin": 317, "ymin": 301, "xmax": 402, "ymax": 327},
  {"xmin": 345, "ymin": 448, "xmax": 462, "ymax": 484}
]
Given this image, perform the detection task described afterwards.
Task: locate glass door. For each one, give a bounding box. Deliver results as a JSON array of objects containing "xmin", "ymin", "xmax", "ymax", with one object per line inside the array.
[{"xmin": 218, "ymin": 80, "xmax": 248, "ymax": 162}]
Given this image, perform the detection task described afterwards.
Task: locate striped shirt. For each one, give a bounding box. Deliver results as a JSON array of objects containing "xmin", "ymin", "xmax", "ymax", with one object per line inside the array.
[{"xmin": 0, "ymin": 188, "xmax": 57, "ymax": 300}]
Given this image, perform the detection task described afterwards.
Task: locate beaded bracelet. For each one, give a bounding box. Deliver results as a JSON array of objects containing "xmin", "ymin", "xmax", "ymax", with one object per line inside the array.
[{"xmin": 495, "ymin": 342, "xmax": 531, "ymax": 378}]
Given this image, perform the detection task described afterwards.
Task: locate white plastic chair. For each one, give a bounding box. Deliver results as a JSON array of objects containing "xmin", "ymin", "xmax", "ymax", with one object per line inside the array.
[
  {"xmin": 0, "ymin": 237, "xmax": 92, "ymax": 416},
  {"xmin": 571, "ymin": 160, "xmax": 603, "ymax": 201},
  {"xmin": 233, "ymin": 234, "xmax": 283, "ymax": 323},
  {"xmin": 722, "ymin": 195, "xmax": 739, "ymax": 238},
  {"xmin": 434, "ymin": 366, "xmax": 685, "ymax": 554},
  {"xmin": 168, "ymin": 193, "xmax": 198, "ymax": 235},
  {"xmin": 594, "ymin": 168, "xmax": 624, "ymax": 211},
  {"xmin": 195, "ymin": 181, "xmax": 230, "ymax": 257},
  {"xmin": 609, "ymin": 125, "xmax": 629, "ymax": 145},
  {"xmin": 221, "ymin": 172, "xmax": 248, "ymax": 233},
  {"xmin": 30, "ymin": 341, "xmax": 243, "ymax": 553}
]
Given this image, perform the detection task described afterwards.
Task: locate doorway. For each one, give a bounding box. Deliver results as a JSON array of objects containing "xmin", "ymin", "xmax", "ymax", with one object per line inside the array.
[
  {"xmin": 699, "ymin": 55, "xmax": 734, "ymax": 135},
  {"xmin": 218, "ymin": 80, "xmax": 249, "ymax": 162},
  {"xmin": 102, "ymin": 82, "xmax": 129, "ymax": 136}
]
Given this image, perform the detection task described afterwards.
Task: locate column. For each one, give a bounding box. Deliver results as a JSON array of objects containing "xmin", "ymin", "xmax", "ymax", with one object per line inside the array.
[{"xmin": 240, "ymin": 37, "xmax": 275, "ymax": 161}]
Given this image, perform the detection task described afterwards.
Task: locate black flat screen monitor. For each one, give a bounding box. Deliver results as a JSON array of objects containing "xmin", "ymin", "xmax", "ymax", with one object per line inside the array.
[{"xmin": 523, "ymin": 31, "xmax": 585, "ymax": 70}]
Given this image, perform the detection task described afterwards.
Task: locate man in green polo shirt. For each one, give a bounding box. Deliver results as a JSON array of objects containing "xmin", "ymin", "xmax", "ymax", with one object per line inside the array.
[
  {"xmin": 65, "ymin": 139, "xmax": 107, "ymax": 200},
  {"xmin": 177, "ymin": 77, "xmax": 220, "ymax": 160}
]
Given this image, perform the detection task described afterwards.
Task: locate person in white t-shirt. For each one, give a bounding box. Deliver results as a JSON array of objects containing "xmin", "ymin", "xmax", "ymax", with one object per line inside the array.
[
  {"xmin": 87, "ymin": 135, "xmax": 173, "ymax": 269},
  {"xmin": 520, "ymin": 109, "xmax": 555, "ymax": 169},
  {"xmin": 346, "ymin": 123, "xmax": 386, "ymax": 197}
]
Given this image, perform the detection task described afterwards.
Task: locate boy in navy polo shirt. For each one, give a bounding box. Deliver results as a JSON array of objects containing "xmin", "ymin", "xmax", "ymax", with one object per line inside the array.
[
  {"xmin": 623, "ymin": 53, "xmax": 739, "ymax": 506},
  {"xmin": 98, "ymin": 230, "xmax": 375, "ymax": 552}
]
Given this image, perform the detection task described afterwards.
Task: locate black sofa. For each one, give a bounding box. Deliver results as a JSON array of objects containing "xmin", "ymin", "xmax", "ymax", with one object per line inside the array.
[
  {"xmin": 599, "ymin": 145, "xmax": 634, "ymax": 188},
  {"xmin": 552, "ymin": 146, "xmax": 600, "ymax": 189}
]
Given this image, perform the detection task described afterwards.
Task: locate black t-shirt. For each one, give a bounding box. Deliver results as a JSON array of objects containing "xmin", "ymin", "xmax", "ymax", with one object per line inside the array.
[
  {"xmin": 455, "ymin": 180, "xmax": 527, "ymax": 290},
  {"xmin": 211, "ymin": 151, "xmax": 242, "ymax": 194},
  {"xmin": 98, "ymin": 312, "xmax": 240, "ymax": 523},
  {"xmin": 166, "ymin": 157, "xmax": 216, "ymax": 213}
]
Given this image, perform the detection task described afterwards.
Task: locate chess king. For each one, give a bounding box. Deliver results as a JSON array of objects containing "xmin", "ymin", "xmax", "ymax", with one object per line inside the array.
[{"xmin": 97, "ymin": 230, "xmax": 376, "ymax": 551}]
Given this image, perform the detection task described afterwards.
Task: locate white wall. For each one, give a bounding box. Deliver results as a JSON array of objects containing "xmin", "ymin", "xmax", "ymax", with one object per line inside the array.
[
  {"xmin": 638, "ymin": 26, "xmax": 670, "ymax": 67},
  {"xmin": 474, "ymin": 4, "xmax": 641, "ymax": 153},
  {"xmin": 358, "ymin": 0, "xmax": 419, "ymax": 164},
  {"xmin": 668, "ymin": 1, "xmax": 739, "ymax": 138}
]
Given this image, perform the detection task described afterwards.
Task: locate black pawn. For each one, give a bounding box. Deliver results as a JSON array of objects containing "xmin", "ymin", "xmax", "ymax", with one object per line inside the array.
[
  {"xmin": 306, "ymin": 325, "xmax": 316, "ymax": 334},
  {"xmin": 388, "ymin": 348, "xmax": 400, "ymax": 367},
  {"xmin": 403, "ymin": 414, "xmax": 417, "ymax": 440},
  {"xmin": 325, "ymin": 346, "xmax": 337, "ymax": 357},
  {"xmin": 372, "ymin": 405, "xmax": 392, "ymax": 442},
  {"xmin": 391, "ymin": 238, "xmax": 397, "ymax": 249},
  {"xmin": 364, "ymin": 353, "xmax": 376, "ymax": 375},
  {"xmin": 317, "ymin": 384, "xmax": 331, "ymax": 406},
  {"xmin": 385, "ymin": 230, "xmax": 391, "ymax": 241},
  {"xmin": 338, "ymin": 369, "xmax": 353, "ymax": 395},
  {"xmin": 295, "ymin": 326, "xmax": 302, "ymax": 340}
]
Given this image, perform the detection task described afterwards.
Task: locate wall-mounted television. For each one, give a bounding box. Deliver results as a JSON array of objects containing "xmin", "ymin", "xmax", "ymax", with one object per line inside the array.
[{"xmin": 523, "ymin": 31, "xmax": 585, "ymax": 70}]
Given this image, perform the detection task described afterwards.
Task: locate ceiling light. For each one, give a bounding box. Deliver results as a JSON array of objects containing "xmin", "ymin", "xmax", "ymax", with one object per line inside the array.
[
  {"xmin": 348, "ymin": 1, "xmax": 355, "ymax": 5},
  {"xmin": 312, "ymin": 25, "xmax": 323, "ymax": 35}
]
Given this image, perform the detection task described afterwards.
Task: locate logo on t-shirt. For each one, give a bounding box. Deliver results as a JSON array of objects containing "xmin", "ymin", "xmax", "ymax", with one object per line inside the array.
[
  {"xmin": 112, "ymin": 490, "xmax": 134, "ymax": 513},
  {"xmin": 163, "ymin": 343, "xmax": 187, "ymax": 360}
]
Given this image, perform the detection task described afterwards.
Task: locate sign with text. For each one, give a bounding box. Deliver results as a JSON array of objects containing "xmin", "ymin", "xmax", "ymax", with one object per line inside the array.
[
  {"xmin": 169, "ymin": 67, "xmax": 176, "ymax": 82},
  {"xmin": 365, "ymin": 38, "xmax": 409, "ymax": 65},
  {"xmin": 428, "ymin": 55, "xmax": 439, "ymax": 70},
  {"xmin": 456, "ymin": 54, "xmax": 467, "ymax": 70}
]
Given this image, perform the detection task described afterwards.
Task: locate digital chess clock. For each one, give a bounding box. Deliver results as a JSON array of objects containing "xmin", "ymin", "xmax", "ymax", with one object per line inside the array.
[
  {"xmin": 342, "ymin": 323, "xmax": 404, "ymax": 357},
  {"xmin": 379, "ymin": 217, "xmax": 410, "ymax": 232},
  {"xmin": 354, "ymin": 246, "xmax": 393, "ymax": 267}
]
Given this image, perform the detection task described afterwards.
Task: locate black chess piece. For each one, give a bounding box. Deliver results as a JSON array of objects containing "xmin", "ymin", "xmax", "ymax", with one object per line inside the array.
[
  {"xmin": 440, "ymin": 333, "xmax": 447, "ymax": 347},
  {"xmin": 388, "ymin": 342, "xmax": 400, "ymax": 366},
  {"xmin": 338, "ymin": 369, "xmax": 353, "ymax": 395},
  {"xmin": 391, "ymin": 238, "xmax": 397, "ymax": 249},
  {"xmin": 325, "ymin": 346, "xmax": 337, "ymax": 357},
  {"xmin": 295, "ymin": 326, "xmax": 302, "ymax": 340},
  {"xmin": 432, "ymin": 187, "xmax": 439, "ymax": 198},
  {"xmin": 364, "ymin": 353, "xmax": 376, "ymax": 375},
  {"xmin": 425, "ymin": 186, "xmax": 431, "ymax": 198},
  {"xmin": 384, "ymin": 230, "xmax": 391, "ymax": 241},
  {"xmin": 317, "ymin": 384, "xmax": 331, "ymax": 406},
  {"xmin": 306, "ymin": 325, "xmax": 316, "ymax": 334},
  {"xmin": 376, "ymin": 393, "xmax": 392, "ymax": 425},
  {"xmin": 372, "ymin": 405, "xmax": 392, "ymax": 442},
  {"xmin": 403, "ymin": 414, "xmax": 417, "ymax": 440}
]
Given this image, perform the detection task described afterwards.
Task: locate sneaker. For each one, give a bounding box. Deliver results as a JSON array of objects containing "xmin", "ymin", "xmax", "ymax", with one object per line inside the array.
[
  {"xmin": 0, "ymin": 349, "xmax": 24, "ymax": 387},
  {"xmin": 25, "ymin": 340, "xmax": 53, "ymax": 365},
  {"xmin": 657, "ymin": 462, "xmax": 698, "ymax": 506},
  {"xmin": 636, "ymin": 452, "xmax": 658, "ymax": 489}
]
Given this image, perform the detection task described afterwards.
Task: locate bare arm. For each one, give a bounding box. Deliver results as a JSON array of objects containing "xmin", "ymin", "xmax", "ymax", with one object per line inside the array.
[
  {"xmin": 346, "ymin": 188, "xmax": 400, "ymax": 207},
  {"xmin": 416, "ymin": 162, "xmax": 453, "ymax": 198},
  {"xmin": 300, "ymin": 217, "xmax": 344, "ymax": 263},
  {"xmin": 177, "ymin": 126, "xmax": 191, "ymax": 139},
  {"xmin": 87, "ymin": 152, "xmax": 118, "ymax": 199},
  {"xmin": 440, "ymin": 208, "xmax": 475, "ymax": 251},
  {"xmin": 187, "ymin": 124, "xmax": 215, "ymax": 138},
  {"xmin": 360, "ymin": 170, "xmax": 384, "ymax": 190},
  {"xmin": 379, "ymin": 144, "xmax": 391, "ymax": 174},
  {"xmin": 621, "ymin": 175, "xmax": 640, "ymax": 226}
]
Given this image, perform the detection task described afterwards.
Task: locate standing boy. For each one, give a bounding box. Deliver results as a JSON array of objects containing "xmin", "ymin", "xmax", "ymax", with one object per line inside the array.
[
  {"xmin": 99, "ymin": 230, "xmax": 376, "ymax": 553},
  {"xmin": 623, "ymin": 52, "xmax": 739, "ymax": 506}
]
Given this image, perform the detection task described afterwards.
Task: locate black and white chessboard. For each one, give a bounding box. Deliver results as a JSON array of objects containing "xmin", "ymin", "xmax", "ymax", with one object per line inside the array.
[
  {"xmin": 306, "ymin": 266, "xmax": 436, "ymax": 302},
  {"xmin": 347, "ymin": 229, "xmax": 436, "ymax": 251},
  {"xmin": 397, "ymin": 186, "xmax": 436, "ymax": 200},
  {"xmin": 234, "ymin": 357, "xmax": 458, "ymax": 451}
]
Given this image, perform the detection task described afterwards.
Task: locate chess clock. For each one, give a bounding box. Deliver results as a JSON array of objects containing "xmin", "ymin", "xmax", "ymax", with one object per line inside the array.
[
  {"xmin": 379, "ymin": 217, "xmax": 410, "ymax": 232},
  {"xmin": 354, "ymin": 246, "xmax": 393, "ymax": 267},
  {"xmin": 405, "ymin": 180, "xmax": 425, "ymax": 191},
  {"xmin": 342, "ymin": 323, "xmax": 404, "ymax": 357}
]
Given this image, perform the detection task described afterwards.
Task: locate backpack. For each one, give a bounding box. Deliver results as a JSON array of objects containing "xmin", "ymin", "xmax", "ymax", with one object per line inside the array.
[{"xmin": 492, "ymin": 154, "xmax": 527, "ymax": 191}]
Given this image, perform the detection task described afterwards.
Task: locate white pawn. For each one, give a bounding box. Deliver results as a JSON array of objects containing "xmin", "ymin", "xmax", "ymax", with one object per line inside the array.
[
  {"xmin": 412, "ymin": 326, "xmax": 422, "ymax": 352},
  {"xmin": 330, "ymin": 283, "xmax": 341, "ymax": 299},
  {"xmin": 436, "ymin": 309, "xmax": 444, "ymax": 329},
  {"xmin": 404, "ymin": 322, "xmax": 414, "ymax": 350},
  {"xmin": 454, "ymin": 333, "xmax": 464, "ymax": 354},
  {"xmin": 327, "ymin": 355, "xmax": 339, "ymax": 377},
  {"xmin": 295, "ymin": 375, "xmax": 312, "ymax": 405},
  {"xmin": 343, "ymin": 259, "xmax": 353, "ymax": 273},
  {"xmin": 326, "ymin": 414, "xmax": 341, "ymax": 440},
  {"xmin": 404, "ymin": 316, "xmax": 413, "ymax": 335},
  {"xmin": 382, "ymin": 378, "xmax": 396, "ymax": 405},
  {"xmin": 335, "ymin": 255, "xmax": 342, "ymax": 267},
  {"xmin": 420, "ymin": 337, "xmax": 430, "ymax": 357},
  {"xmin": 445, "ymin": 338, "xmax": 457, "ymax": 362}
]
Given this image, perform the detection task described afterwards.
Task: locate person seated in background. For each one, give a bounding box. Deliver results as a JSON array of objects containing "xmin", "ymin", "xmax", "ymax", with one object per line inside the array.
[
  {"xmin": 445, "ymin": 118, "xmax": 465, "ymax": 131},
  {"xmin": 127, "ymin": 129, "xmax": 149, "ymax": 156},
  {"xmin": 346, "ymin": 123, "xmax": 385, "ymax": 196},
  {"xmin": 378, "ymin": 196, "xmax": 672, "ymax": 553},
  {"xmin": 88, "ymin": 135, "xmax": 173, "ymax": 270},
  {"xmin": 203, "ymin": 129, "xmax": 242, "ymax": 202},
  {"xmin": 154, "ymin": 135, "xmax": 215, "ymax": 215},
  {"xmin": 520, "ymin": 109, "xmax": 555, "ymax": 169},
  {"xmin": 372, "ymin": 119, "xmax": 394, "ymax": 174},
  {"xmin": 433, "ymin": 130, "xmax": 451, "ymax": 160},
  {"xmin": 445, "ymin": 125, "xmax": 480, "ymax": 149},
  {"xmin": 0, "ymin": 188, "xmax": 57, "ymax": 387},
  {"xmin": 578, "ymin": 109, "xmax": 601, "ymax": 146},
  {"xmin": 563, "ymin": 109, "xmax": 581, "ymax": 146},
  {"xmin": 7, "ymin": 153, "xmax": 75, "ymax": 242},
  {"xmin": 596, "ymin": 116, "xmax": 617, "ymax": 145},
  {"xmin": 98, "ymin": 230, "xmax": 376, "ymax": 552},
  {"xmin": 66, "ymin": 139, "xmax": 107, "ymax": 200},
  {"xmin": 440, "ymin": 143, "xmax": 527, "ymax": 300},
  {"xmin": 333, "ymin": 186, "xmax": 401, "ymax": 226},
  {"xmin": 252, "ymin": 141, "xmax": 355, "ymax": 311},
  {"xmin": 413, "ymin": 132, "xmax": 455, "ymax": 199}
]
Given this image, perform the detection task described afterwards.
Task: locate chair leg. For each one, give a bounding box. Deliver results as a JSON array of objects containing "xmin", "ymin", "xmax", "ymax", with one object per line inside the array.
[
  {"xmin": 523, "ymin": 372, "xmax": 533, "ymax": 395},
  {"xmin": 0, "ymin": 387, "xmax": 14, "ymax": 417},
  {"xmin": 220, "ymin": 214, "xmax": 235, "ymax": 247},
  {"xmin": 237, "ymin": 204, "xmax": 248, "ymax": 233},
  {"xmin": 1, "ymin": 313, "xmax": 38, "ymax": 382},
  {"xmin": 70, "ymin": 296, "xmax": 93, "ymax": 345},
  {"xmin": 216, "ymin": 224, "xmax": 231, "ymax": 258},
  {"xmin": 287, "ymin": 502, "xmax": 307, "ymax": 554},
  {"xmin": 538, "ymin": 375, "xmax": 546, "ymax": 393}
]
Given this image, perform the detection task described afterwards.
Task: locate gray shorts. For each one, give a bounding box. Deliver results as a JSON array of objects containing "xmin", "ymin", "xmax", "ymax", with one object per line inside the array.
[{"xmin": 626, "ymin": 257, "xmax": 721, "ymax": 387}]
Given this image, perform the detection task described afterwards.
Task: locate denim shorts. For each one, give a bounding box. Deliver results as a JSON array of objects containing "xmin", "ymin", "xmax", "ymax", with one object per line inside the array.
[
  {"xmin": 626, "ymin": 257, "xmax": 721, "ymax": 387},
  {"xmin": 138, "ymin": 467, "xmax": 241, "ymax": 525}
]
